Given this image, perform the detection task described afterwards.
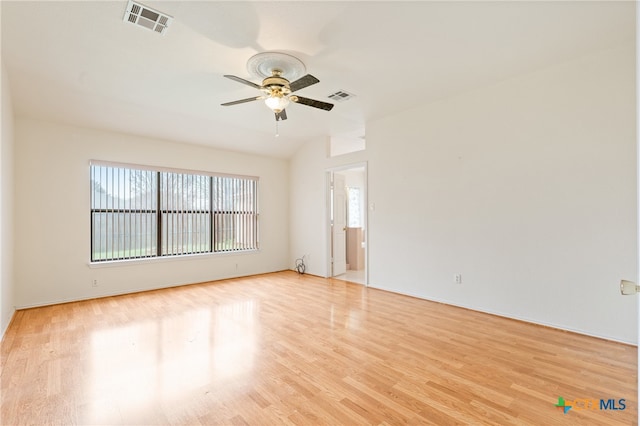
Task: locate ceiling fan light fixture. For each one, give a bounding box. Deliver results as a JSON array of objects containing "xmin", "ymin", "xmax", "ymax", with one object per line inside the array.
[{"xmin": 265, "ymin": 95, "xmax": 290, "ymax": 113}]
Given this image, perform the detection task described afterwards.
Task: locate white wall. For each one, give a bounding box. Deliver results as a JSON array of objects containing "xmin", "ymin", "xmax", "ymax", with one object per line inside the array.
[
  {"xmin": 290, "ymin": 44, "xmax": 638, "ymax": 343},
  {"xmin": 14, "ymin": 119, "xmax": 290, "ymax": 308},
  {"xmin": 1, "ymin": 63, "xmax": 16, "ymax": 338}
]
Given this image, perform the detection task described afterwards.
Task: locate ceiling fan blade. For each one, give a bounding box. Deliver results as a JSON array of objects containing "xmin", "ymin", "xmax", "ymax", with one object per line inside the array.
[
  {"xmin": 289, "ymin": 74, "xmax": 320, "ymax": 93},
  {"xmin": 275, "ymin": 109, "xmax": 287, "ymax": 121},
  {"xmin": 221, "ymin": 96, "xmax": 263, "ymax": 106},
  {"xmin": 291, "ymin": 96, "xmax": 334, "ymax": 111},
  {"xmin": 224, "ymin": 75, "xmax": 262, "ymax": 90}
]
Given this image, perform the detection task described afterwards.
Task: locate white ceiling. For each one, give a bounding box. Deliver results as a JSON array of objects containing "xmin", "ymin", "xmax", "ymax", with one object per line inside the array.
[{"xmin": 1, "ymin": 1, "xmax": 634, "ymax": 158}]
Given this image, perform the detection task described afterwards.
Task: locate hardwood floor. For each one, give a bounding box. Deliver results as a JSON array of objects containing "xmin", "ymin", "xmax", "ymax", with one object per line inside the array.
[{"xmin": 1, "ymin": 271, "xmax": 636, "ymax": 425}]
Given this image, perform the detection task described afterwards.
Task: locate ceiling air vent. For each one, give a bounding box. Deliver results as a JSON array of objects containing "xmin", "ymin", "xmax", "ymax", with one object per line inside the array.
[
  {"xmin": 123, "ymin": 0, "xmax": 173, "ymax": 35},
  {"xmin": 328, "ymin": 90, "xmax": 355, "ymax": 102}
]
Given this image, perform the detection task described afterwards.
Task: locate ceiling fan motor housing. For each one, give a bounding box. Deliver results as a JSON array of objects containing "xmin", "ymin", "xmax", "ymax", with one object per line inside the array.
[{"xmin": 262, "ymin": 73, "xmax": 291, "ymax": 95}]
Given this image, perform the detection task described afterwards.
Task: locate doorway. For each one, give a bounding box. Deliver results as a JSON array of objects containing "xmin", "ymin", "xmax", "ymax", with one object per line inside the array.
[{"xmin": 327, "ymin": 164, "xmax": 367, "ymax": 285}]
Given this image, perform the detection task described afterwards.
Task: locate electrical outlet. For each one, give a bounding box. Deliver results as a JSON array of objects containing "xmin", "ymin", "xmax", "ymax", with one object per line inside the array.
[
  {"xmin": 235, "ymin": 263, "xmax": 239, "ymax": 270},
  {"xmin": 92, "ymin": 279, "xmax": 98, "ymax": 287},
  {"xmin": 454, "ymin": 274, "xmax": 462, "ymax": 284}
]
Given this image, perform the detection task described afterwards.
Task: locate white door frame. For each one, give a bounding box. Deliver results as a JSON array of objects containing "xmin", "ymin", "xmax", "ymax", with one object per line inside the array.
[{"xmin": 325, "ymin": 162, "xmax": 368, "ymax": 285}]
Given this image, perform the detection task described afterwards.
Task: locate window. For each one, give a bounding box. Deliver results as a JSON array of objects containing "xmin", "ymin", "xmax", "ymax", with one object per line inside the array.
[
  {"xmin": 90, "ymin": 162, "xmax": 258, "ymax": 262},
  {"xmin": 347, "ymin": 187, "xmax": 362, "ymax": 228}
]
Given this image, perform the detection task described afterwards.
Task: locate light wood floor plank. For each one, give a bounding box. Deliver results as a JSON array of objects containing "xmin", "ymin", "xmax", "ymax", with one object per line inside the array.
[{"xmin": 1, "ymin": 271, "xmax": 636, "ymax": 425}]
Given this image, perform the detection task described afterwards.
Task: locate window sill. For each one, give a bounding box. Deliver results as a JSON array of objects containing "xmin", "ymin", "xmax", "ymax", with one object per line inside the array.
[{"xmin": 87, "ymin": 249, "xmax": 259, "ymax": 268}]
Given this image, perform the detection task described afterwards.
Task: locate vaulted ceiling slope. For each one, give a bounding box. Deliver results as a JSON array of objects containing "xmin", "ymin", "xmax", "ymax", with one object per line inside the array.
[{"xmin": 1, "ymin": 1, "xmax": 634, "ymax": 158}]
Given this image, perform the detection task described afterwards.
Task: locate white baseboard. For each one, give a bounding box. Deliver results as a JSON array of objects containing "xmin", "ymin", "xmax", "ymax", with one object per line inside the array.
[
  {"xmin": 367, "ymin": 285, "xmax": 637, "ymax": 346},
  {"xmin": 1, "ymin": 308, "xmax": 16, "ymax": 342}
]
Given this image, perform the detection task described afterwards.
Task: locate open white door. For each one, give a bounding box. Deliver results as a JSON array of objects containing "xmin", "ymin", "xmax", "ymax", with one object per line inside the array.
[{"xmin": 332, "ymin": 173, "xmax": 347, "ymax": 276}]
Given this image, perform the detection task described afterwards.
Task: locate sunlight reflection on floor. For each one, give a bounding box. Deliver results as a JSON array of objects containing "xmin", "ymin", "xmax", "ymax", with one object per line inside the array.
[{"xmin": 87, "ymin": 300, "xmax": 257, "ymax": 423}]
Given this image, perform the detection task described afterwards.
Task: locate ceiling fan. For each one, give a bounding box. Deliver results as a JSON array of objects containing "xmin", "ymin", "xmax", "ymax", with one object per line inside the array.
[{"xmin": 221, "ymin": 52, "xmax": 334, "ymax": 122}]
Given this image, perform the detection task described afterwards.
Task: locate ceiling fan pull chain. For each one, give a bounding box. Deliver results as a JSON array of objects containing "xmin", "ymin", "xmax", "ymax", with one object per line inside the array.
[{"xmin": 275, "ymin": 120, "xmax": 279, "ymax": 137}]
